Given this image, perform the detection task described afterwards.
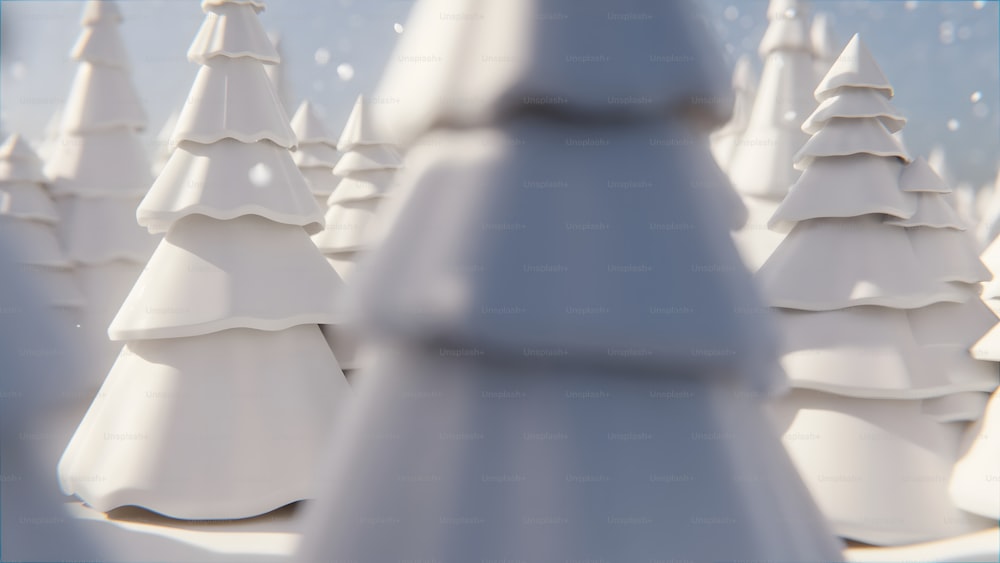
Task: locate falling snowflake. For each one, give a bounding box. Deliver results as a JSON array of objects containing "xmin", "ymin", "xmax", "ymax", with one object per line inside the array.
[
  {"xmin": 394, "ymin": 22, "xmax": 404, "ymax": 34},
  {"xmin": 947, "ymin": 118, "xmax": 961, "ymax": 131},
  {"xmin": 939, "ymin": 21, "xmax": 955, "ymax": 45},
  {"xmin": 973, "ymin": 0, "xmax": 986, "ymax": 8},
  {"xmin": 904, "ymin": 1, "xmax": 918, "ymax": 10},
  {"xmin": 314, "ymin": 48, "xmax": 332, "ymax": 66},
  {"xmin": 249, "ymin": 163, "xmax": 272, "ymax": 187},
  {"xmin": 337, "ymin": 63, "xmax": 355, "ymax": 82},
  {"xmin": 971, "ymin": 91, "xmax": 983, "ymax": 103},
  {"xmin": 783, "ymin": 110, "xmax": 798, "ymax": 123},
  {"xmin": 723, "ymin": 6, "xmax": 739, "ymax": 21}
]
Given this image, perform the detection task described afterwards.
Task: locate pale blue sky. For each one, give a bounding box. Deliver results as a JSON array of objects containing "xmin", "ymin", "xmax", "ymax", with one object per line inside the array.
[{"xmin": 1, "ymin": 0, "xmax": 997, "ymax": 186}]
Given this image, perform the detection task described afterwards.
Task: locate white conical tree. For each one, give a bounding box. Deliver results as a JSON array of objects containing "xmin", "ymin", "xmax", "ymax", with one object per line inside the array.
[
  {"xmin": 290, "ymin": 100, "xmax": 340, "ymax": 209},
  {"xmin": 810, "ymin": 12, "xmax": 840, "ymax": 83},
  {"xmin": 313, "ymin": 95, "xmax": 401, "ymax": 280},
  {"xmin": 297, "ymin": 1, "xmax": 843, "ymax": 562},
  {"xmin": 727, "ymin": 0, "xmax": 819, "ymax": 271},
  {"xmin": 950, "ymin": 238, "xmax": 1000, "ymax": 522},
  {"xmin": 57, "ymin": 0, "xmax": 350, "ymax": 520},
  {"xmin": 760, "ymin": 35, "xmax": 996, "ymax": 545},
  {"xmin": 976, "ymin": 167, "xmax": 1000, "ymax": 247},
  {"xmin": 889, "ymin": 157, "xmax": 997, "ymax": 422},
  {"xmin": 710, "ymin": 55, "xmax": 757, "ymax": 173},
  {"xmin": 311, "ymin": 95, "xmax": 401, "ymax": 372},
  {"xmin": 45, "ymin": 0, "xmax": 157, "ymax": 388},
  {"xmin": 0, "ymin": 134, "xmax": 84, "ymax": 328}
]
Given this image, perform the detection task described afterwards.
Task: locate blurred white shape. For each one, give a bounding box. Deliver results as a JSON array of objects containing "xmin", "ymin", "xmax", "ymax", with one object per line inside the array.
[
  {"xmin": 314, "ymin": 47, "xmax": 331, "ymax": 66},
  {"xmin": 939, "ymin": 21, "xmax": 955, "ymax": 45},
  {"xmin": 336, "ymin": 63, "xmax": 355, "ymax": 82},
  {"xmin": 723, "ymin": 5, "xmax": 739, "ymax": 20},
  {"xmin": 904, "ymin": 0, "xmax": 918, "ymax": 10},
  {"xmin": 947, "ymin": 118, "xmax": 961, "ymax": 131},
  {"xmin": 394, "ymin": 22, "xmax": 404, "ymax": 33},
  {"xmin": 971, "ymin": 91, "xmax": 983, "ymax": 103},
  {"xmin": 973, "ymin": 103, "xmax": 989, "ymax": 119},
  {"xmin": 248, "ymin": 162, "xmax": 272, "ymax": 187}
]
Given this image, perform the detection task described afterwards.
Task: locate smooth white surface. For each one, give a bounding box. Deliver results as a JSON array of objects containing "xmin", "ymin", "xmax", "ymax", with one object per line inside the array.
[
  {"xmin": 802, "ymin": 88, "xmax": 906, "ymax": 134},
  {"xmin": 46, "ymin": 129, "xmax": 153, "ymax": 198},
  {"xmin": 173, "ymin": 58, "xmax": 295, "ymax": 148},
  {"xmin": 731, "ymin": 195, "xmax": 785, "ymax": 271},
  {"xmin": 758, "ymin": 16, "xmax": 811, "ymax": 58},
  {"xmin": 900, "ymin": 156, "xmax": 953, "ymax": 193},
  {"xmin": 352, "ymin": 121, "xmax": 780, "ymax": 391},
  {"xmin": 726, "ymin": 50, "xmax": 814, "ymax": 200},
  {"xmin": 373, "ymin": 0, "xmax": 734, "ymax": 144},
  {"xmin": 61, "ymin": 196, "xmax": 158, "ymax": 264},
  {"xmin": 0, "ymin": 181, "xmax": 61, "ymax": 223},
  {"xmin": 326, "ymin": 170, "xmax": 397, "ymax": 204},
  {"xmin": 771, "ymin": 389, "xmax": 995, "ymax": 546},
  {"xmin": 27, "ymin": 264, "xmax": 86, "ymax": 308},
  {"xmin": 710, "ymin": 55, "xmax": 757, "ymax": 173},
  {"xmin": 109, "ymin": 214, "xmax": 345, "ymax": 341},
  {"xmin": 59, "ymin": 325, "xmax": 349, "ymax": 520},
  {"xmin": 770, "ymin": 154, "xmax": 913, "ymax": 231},
  {"xmin": 188, "ymin": 1, "xmax": 279, "ymax": 65},
  {"xmin": 777, "ymin": 306, "xmax": 995, "ymax": 398},
  {"xmin": 72, "ymin": 21, "xmax": 130, "ymax": 69},
  {"xmin": 922, "ymin": 392, "xmax": 991, "ymax": 422},
  {"xmin": 336, "ymin": 96, "xmax": 385, "ymax": 151},
  {"xmin": 760, "ymin": 216, "xmax": 964, "ymax": 311},
  {"xmin": 312, "ymin": 197, "xmax": 383, "ymax": 254},
  {"xmin": 811, "ymin": 12, "xmax": 841, "ymax": 81},
  {"xmin": 141, "ymin": 139, "xmax": 324, "ymax": 235},
  {"xmin": 0, "ymin": 133, "xmax": 47, "ymax": 172},
  {"xmin": 290, "ymin": 100, "xmax": 337, "ymax": 147},
  {"xmin": 332, "ymin": 145, "xmax": 403, "ymax": 175},
  {"xmin": 794, "ymin": 117, "xmax": 911, "ymax": 170},
  {"xmin": 0, "ymin": 218, "xmax": 74, "ymax": 267},
  {"xmin": 80, "ymin": 0, "xmax": 122, "ymax": 25},
  {"xmin": 979, "ymin": 236, "xmax": 1000, "ymax": 300},
  {"xmin": 292, "ymin": 143, "xmax": 340, "ymax": 168},
  {"xmin": 202, "ymin": 0, "xmax": 266, "ymax": 13},
  {"xmin": 60, "ymin": 63, "xmax": 147, "ymax": 134},
  {"xmin": 298, "ymin": 351, "xmax": 843, "ymax": 563},
  {"xmin": 886, "ymin": 193, "xmax": 967, "ymax": 229},
  {"xmin": 815, "ymin": 34, "xmax": 894, "ymax": 100},
  {"xmin": 299, "ymin": 167, "xmax": 337, "ymax": 198},
  {"xmin": 950, "ymin": 391, "xmax": 1000, "ymax": 520},
  {"xmin": 76, "ymin": 261, "xmax": 146, "ymax": 388},
  {"xmin": 906, "ymin": 227, "xmax": 991, "ymax": 284}
]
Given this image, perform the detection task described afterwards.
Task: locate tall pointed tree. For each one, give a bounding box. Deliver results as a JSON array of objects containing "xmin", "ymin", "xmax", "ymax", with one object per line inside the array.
[
  {"xmin": 290, "ymin": 100, "xmax": 340, "ymax": 209},
  {"xmin": 760, "ymin": 35, "xmax": 996, "ymax": 545},
  {"xmin": 45, "ymin": 0, "xmax": 157, "ymax": 387},
  {"xmin": 727, "ymin": 0, "xmax": 818, "ymax": 270},
  {"xmin": 57, "ymin": 0, "xmax": 350, "ymax": 520},
  {"xmin": 311, "ymin": 95, "xmax": 401, "ymax": 372},
  {"xmin": 710, "ymin": 55, "xmax": 757, "ymax": 173},
  {"xmin": 950, "ymin": 238, "xmax": 1000, "ymax": 522},
  {"xmin": 810, "ymin": 12, "xmax": 840, "ymax": 83},
  {"xmin": 297, "ymin": 1, "xmax": 842, "ymax": 561},
  {"xmin": 0, "ymin": 135, "xmax": 84, "ymax": 329},
  {"xmin": 313, "ymin": 95, "xmax": 402, "ymax": 280}
]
